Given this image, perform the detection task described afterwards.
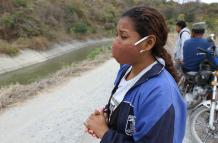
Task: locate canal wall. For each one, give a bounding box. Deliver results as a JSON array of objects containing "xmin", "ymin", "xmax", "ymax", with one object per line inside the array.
[{"xmin": 0, "ymin": 38, "xmax": 112, "ymax": 75}]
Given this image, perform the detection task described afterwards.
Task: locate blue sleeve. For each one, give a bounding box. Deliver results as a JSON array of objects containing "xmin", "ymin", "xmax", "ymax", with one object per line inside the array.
[
  {"xmin": 101, "ymin": 129, "xmax": 134, "ymax": 143},
  {"xmin": 133, "ymin": 84, "xmax": 175, "ymax": 143},
  {"xmin": 101, "ymin": 106, "xmax": 175, "ymax": 143},
  {"xmin": 101, "ymin": 80, "xmax": 176, "ymax": 143}
]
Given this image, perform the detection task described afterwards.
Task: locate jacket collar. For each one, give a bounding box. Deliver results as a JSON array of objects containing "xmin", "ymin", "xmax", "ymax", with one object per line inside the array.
[
  {"xmin": 115, "ymin": 62, "xmax": 165, "ymax": 91},
  {"xmin": 106, "ymin": 62, "xmax": 165, "ymax": 119}
]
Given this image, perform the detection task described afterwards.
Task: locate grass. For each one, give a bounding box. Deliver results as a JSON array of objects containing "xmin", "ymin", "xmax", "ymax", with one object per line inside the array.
[
  {"xmin": 31, "ymin": 36, "xmax": 49, "ymax": 50},
  {"xmin": 0, "ymin": 35, "xmax": 51, "ymax": 56},
  {"xmin": 0, "ymin": 40, "xmax": 19, "ymax": 56},
  {"xmin": 87, "ymin": 45, "xmax": 111, "ymax": 60}
]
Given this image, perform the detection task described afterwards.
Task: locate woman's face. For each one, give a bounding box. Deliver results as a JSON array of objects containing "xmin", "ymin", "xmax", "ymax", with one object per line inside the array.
[{"xmin": 112, "ymin": 17, "xmax": 141, "ymax": 65}]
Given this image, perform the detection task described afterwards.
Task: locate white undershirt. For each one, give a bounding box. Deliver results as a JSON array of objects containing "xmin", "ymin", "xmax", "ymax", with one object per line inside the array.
[{"xmin": 109, "ymin": 61, "xmax": 158, "ymax": 114}]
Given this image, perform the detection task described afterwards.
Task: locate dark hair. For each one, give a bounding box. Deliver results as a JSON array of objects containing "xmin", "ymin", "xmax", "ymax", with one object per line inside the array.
[
  {"xmin": 176, "ymin": 20, "xmax": 187, "ymax": 29},
  {"xmin": 122, "ymin": 6, "xmax": 178, "ymax": 82},
  {"xmin": 192, "ymin": 29, "xmax": 205, "ymax": 34}
]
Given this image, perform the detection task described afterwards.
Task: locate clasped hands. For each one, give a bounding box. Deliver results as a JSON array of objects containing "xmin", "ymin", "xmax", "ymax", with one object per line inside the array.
[{"xmin": 84, "ymin": 108, "xmax": 109, "ymax": 139}]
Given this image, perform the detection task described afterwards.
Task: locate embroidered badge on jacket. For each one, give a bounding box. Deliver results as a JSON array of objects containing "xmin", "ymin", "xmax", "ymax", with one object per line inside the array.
[{"xmin": 125, "ymin": 115, "xmax": 136, "ymax": 136}]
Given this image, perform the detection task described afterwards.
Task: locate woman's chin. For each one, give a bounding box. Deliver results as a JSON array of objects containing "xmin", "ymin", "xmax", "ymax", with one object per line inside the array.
[
  {"xmin": 114, "ymin": 59, "xmax": 128, "ymax": 65},
  {"xmin": 112, "ymin": 57, "xmax": 121, "ymax": 64},
  {"xmin": 113, "ymin": 57, "xmax": 120, "ymax": 63}
]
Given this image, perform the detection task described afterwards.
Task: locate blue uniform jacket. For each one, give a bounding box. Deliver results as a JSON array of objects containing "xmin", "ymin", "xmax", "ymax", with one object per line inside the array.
[
  {"xmin": 183, "ymin": 38, "xmax": 212, "ymax": 72},
  {"xmin": 101, "ymin": 62, "xmax": 187, "ymax": 143}
]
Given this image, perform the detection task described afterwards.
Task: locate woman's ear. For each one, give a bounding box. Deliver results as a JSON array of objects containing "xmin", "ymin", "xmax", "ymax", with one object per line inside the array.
[{"xmin": 141, "ymin": 35, "xmax": 156, "ymax": 51}]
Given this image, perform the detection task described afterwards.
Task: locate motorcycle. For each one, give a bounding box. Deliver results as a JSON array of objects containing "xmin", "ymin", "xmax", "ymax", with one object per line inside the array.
[
  {"xmin": 189, "ymin": 45, "xmax": 218, "ymax": 143},
  {"xmin": 179, "ymin": 34, "xmax": 217, "ymax": 109},
  {"xmin": 178, "ymin": 49, "xmax": 214, "ymax": 109},
  {"xmin": 177, "ymin": 34, "xmax": 218, "ymax": 142}
]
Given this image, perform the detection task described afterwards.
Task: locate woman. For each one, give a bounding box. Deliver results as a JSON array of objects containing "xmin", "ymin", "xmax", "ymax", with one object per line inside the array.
[{"xmin": 84, "ymin": 6, "xmax": 186, "ymax": 143}]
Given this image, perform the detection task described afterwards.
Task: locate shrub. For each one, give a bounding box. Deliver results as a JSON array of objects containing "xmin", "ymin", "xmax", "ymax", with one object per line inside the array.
[
  {"xmin": 0, "ymin": 13, "xmax": 16, "ymax": 28},
  {"xmin": 101, "ymin": 4, "xmax": 118, "ymax": 23},
  {"xmin": 64, "ymin": 5, "xmax": 79, "ymax": 30},
  {"xmin": 70, "ymin": 21, "xmax": 88, "ymax": 34},
  {"xmin": 0, "ymin": 40, "xmax": 19, "ymax": 56},
  {"xmin": 12, "ymin": 0, "xmax": 27, "ymax": 7},
  {"xmin": 14, "ymin": 11, "xmax": 44, "ymax": 37},
  {"xmin": 12, "ymin": 37, "xmax": 32, "ymax": 49},
  {"xmin": 0, "ymin": 10, "xmax": 45, "ymax": 39},
  {"xmin": 31, "ymin": 36, "xmax": 49, "ymax": 50}
]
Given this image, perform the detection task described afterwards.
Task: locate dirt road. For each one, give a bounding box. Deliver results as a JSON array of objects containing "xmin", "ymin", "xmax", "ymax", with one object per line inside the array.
[
  {"xmin": 0, "ymin": 59, "xmax": 191, "ymax": 143},
  {"xmin": 0, "ymin": 59, "xmax": 119, "ymax": 143}
]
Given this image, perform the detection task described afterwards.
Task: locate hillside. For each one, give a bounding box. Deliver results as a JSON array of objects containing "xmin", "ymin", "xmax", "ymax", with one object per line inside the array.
[{"xmin": 0, "ymin": 0, "xmax": 218, "ymax": 55}]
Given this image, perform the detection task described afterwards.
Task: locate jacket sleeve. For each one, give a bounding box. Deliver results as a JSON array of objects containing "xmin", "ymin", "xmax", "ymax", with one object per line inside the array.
[
  {"xmin": 100, "ymin": 106, "xmax": 175, "ymax": 143},
  {"xmin": 101, "ymin": 85, "xmax": 176, "ymax": 143},
  {"xmin": 101, "ymin": 129, "xmax": 134, "ymax": 143}
]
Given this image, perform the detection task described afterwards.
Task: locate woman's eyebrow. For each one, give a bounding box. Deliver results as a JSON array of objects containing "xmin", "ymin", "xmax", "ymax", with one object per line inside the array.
[{"xmin": 119, "ymin": 29, "xmax": 129, "ymax": 34}]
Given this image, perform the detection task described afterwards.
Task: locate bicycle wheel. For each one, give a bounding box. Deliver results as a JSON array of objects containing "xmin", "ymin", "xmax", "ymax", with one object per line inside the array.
[{"xmin": 190, "ymin": 106, "xmax": 218, "ymax": 143}]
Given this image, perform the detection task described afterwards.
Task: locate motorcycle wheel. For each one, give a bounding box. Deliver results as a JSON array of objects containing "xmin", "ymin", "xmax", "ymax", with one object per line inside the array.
[
  {"xmin": 190, "ymin": 106, "xmax": 218, "ymax": 143},
  {"xmin": 186, "ymin": 94, "xmax": 204, "ymax": 109}
]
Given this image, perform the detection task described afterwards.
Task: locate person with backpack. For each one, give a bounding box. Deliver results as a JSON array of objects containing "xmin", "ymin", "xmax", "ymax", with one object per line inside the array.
[{"xmin": 174, "ymin": 20, "xmax": 191, "ymax": 72}]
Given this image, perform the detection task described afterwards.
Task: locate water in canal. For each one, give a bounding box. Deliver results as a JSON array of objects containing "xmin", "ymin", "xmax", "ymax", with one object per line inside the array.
[{"xmin": 0, "ymin": 42, "xmax": 111, "ymax": 87}]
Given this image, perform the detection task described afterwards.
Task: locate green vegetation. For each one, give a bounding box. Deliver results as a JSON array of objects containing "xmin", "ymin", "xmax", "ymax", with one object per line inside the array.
[
  {"xmin": 0, "ymin": 40, "xmax": 18, "ymax": 56},
  {"xmin": 87, "ymin": 48, "xmax": 104, "ymax": 60},
  {"xmin": 87, "ymin": 45, "xmax": 111, "ymax": 60},
  {"xmin": 70, "ymin": 21, "xmax": 89, "ymax": 34},
  {"xmin": 0, "ymin": 0, "xmax": 218, "ymax": 55}
]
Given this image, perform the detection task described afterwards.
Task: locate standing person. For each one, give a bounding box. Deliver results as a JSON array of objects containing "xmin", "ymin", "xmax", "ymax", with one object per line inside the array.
[
  {"xmin": 174, "ymin": 20, "xmax": 191, "ymax": 71},
  {"xmin": 84, "ymin": 6, "xmax": 186, "ymax": 143},
  {"xmin": 183, "ymin": 22, "xmax": 213, "ymax": 72}
]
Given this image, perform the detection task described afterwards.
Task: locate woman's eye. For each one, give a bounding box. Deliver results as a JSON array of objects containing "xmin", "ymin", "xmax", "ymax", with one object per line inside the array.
[{"xmin": 121, "ymin": 35, "xmax": 128, "ymax": 39}]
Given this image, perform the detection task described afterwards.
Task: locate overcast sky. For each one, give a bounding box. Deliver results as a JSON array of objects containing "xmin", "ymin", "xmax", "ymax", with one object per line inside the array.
[
  {"xmin": 200, "ymin": 0, "xmax": 218, "ymax": 3},
  {"xmin": 172, "ymin": 0, "xmax": 218, "ymax": 3}
]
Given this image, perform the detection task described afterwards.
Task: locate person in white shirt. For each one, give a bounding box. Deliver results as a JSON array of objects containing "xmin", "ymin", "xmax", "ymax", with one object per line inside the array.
[{"xmin": 174, "ymin": 20, "xmax": 191, "ymax": 72}]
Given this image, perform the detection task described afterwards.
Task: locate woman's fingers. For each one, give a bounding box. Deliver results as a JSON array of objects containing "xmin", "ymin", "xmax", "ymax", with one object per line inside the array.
[
  {"xmin": 84, "ymin": 126, "xmax": 96, "ymax": 136},
  {"xmin": 92, "ymin": 133, "xmax": 97, "ymax": 138},
  {"xmin": 87, "ymin": 129, "xmax": 98, "ymax": 138},
  {"xmin": 88, "ymin": 129, "xmax": 94, "ymax": 134},
  {"xmin": 94, "ymin": 107, "xmax": 104, "ymax": 115},
  {"xmin": 94, "ymin": 109, "xmax": 101, "ymax": 115},
  {"xmin": 84, "ymin": 110, "xmax": 108, "ymax": 138}
]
